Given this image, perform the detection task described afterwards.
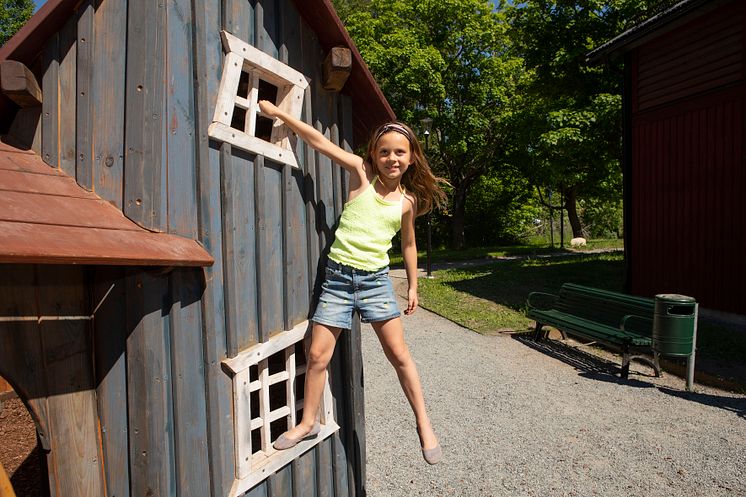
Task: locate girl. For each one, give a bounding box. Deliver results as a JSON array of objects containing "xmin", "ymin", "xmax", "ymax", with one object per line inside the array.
[{"xmin": 259, "ymin": 100, "xmax": 446, "ymax": 465}]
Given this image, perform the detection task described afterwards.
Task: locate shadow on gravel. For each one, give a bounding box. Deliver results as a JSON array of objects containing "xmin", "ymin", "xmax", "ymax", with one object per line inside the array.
[
  {"xmin": 512, "ymin": 333, "xmax": 655, "ymax": 389},
  {"xmin": 657, "ymin": 387, "xmax": 746, "ymax": 418}
]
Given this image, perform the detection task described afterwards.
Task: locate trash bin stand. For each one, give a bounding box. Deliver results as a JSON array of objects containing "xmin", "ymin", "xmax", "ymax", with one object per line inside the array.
[{"xmin": 686, "ymin": 303, "xmax": 699, "ymax": 392}]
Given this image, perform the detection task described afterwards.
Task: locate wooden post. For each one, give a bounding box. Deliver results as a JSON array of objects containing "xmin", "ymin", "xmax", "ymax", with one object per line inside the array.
[
  {"xmin": 0, "ymin": 60, "xmax": 42, "ymax": 108},
  {"xmin": 1, "ymin": 60, "xmax": 42, "ymax": 153},
  {"xmin": 322, "ymin": 47, "xmax": 351, "ymax": 92},
  {"xmin": 0, "ymin": 461, "xmax": 17, "ymax": 497}
]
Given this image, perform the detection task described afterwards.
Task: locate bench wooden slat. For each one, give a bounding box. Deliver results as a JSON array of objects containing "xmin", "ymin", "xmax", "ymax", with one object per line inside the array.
[{"xmin": 526, "ymin": 283, "xmax": 660, "ymax": 379}]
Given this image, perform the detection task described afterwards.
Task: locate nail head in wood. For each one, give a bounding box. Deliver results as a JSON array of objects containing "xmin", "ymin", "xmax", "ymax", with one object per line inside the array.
[{"xmin": 322, "ymin": 47, "xmax": 352, "ymax": 92}]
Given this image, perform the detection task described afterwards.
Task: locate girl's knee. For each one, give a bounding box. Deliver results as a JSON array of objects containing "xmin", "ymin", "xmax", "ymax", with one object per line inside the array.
[
  {"xmin": 307, "ymin": 344, "xmax": 334, "ymax": 370},
  {"xmin": 385, "ymin": 344, "xmax": 412, "ymax": 369}
]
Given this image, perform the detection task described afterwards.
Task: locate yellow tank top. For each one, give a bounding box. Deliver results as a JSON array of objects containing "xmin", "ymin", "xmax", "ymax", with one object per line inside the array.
[{"xmin": 328, "ymin": 177, "xmax": 403, "ymax": 271}]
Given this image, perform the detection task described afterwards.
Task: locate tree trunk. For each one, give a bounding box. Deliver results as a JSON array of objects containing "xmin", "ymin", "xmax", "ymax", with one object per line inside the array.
[
  {"xmin": 450, "ymin": 183, "xmax": 468, "ymax": 250},
  {"xmin": 564, "ymin": 185, "xmax": 583, "ymax": 238}
]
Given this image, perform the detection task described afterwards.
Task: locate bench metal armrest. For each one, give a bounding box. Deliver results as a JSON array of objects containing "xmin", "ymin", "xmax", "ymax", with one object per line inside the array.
[
  {"xmin": 527, "ymin": 291, "xmax": 558, "ymax": 310},
  {"xmin": 621, "ymin": 314, "xmax": 653, "ymax": 333}
]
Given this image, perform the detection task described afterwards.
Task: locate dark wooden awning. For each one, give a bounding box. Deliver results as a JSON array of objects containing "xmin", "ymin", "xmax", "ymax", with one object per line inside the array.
[{"xmin": 0, "ymin": 141, "xmax": 213, "ymax": 266}]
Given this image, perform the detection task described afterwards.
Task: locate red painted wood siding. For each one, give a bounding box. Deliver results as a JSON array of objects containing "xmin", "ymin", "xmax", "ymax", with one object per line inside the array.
[
  {"xmin": 636, "ymin": 2, "xmax": 744, "ymax": 112},
  {"xmin": 630, "ymin": 2, "xmax": 746, "ymax": 315},
  {"xmin": 631, "ymin": 87, "xmax": 745, "ymax": 314}
]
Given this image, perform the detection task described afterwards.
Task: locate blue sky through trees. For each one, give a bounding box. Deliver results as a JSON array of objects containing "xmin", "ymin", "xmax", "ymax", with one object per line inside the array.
[{"xmin": 34, "ymin": 0, "xmax": 503, "ymax": 14}]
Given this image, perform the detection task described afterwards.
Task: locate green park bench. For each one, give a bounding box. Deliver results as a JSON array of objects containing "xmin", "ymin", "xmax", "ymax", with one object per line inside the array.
[{"xmin": 526, "ymin": 283, "xmax": 661, "ymax": 378}]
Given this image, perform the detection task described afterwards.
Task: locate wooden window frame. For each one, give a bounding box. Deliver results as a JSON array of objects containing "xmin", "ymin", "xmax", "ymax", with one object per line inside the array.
[
  {"xmin": 209, "ymin": 31, "xmax": 308, "ymax": 169},
  {"xmin": 221, "ymin": 320, "xmax": 338, "ymax": 496}
]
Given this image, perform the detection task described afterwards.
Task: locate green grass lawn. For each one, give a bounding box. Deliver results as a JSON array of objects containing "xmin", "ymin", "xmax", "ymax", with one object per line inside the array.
[
  {"xmin": 417, "ymin": 251, "xmax": 625, "ymax": 334},
  {"xmin": 389, "ymin": 238, "xmax": 624, "ymax": 267},
  {"xmin": 414, "ymin": 248, "xmax": 746, "ymax": 391}
]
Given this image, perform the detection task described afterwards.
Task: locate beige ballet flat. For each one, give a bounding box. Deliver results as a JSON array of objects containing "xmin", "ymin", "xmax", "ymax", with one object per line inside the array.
[
  {"xmin": 422, "ymin": 444, "xmax": 442, "ymax": 465},
  {"xmin": 273, "ymin": 422, "xmax": 320, "ymax": 450},
  {"xmin": 417, "ymin": 426, "xmax": 442, "ymax": 465}
]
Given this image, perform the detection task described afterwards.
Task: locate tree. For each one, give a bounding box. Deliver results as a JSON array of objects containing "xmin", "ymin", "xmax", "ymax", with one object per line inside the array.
[
  {"xmin": 341, "ymin": 0, "xmax": 526, "ymax": 249},
  {"xmin": 507, "ymin": 1, "xmax": 655, "ymax": 238},
  {"xmin": 0, "ymin": 0, "xmax": 34, "ymax": 47}
]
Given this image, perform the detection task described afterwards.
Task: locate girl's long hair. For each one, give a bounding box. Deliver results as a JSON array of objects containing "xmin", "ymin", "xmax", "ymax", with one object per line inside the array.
[{"xmin": 366, "ymin": 121, "xmax": 448, "ymax": 217}]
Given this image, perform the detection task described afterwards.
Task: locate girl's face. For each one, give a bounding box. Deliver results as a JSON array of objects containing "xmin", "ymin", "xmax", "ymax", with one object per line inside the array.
[{"xmin": 373, "ymin": 131, "xmax": 412, "ymax": 181}]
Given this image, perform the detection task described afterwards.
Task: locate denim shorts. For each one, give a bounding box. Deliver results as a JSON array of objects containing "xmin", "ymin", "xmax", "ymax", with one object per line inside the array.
[{"xmin": 312, "ymin": 259, "xmax": 401, "ymax": 330}]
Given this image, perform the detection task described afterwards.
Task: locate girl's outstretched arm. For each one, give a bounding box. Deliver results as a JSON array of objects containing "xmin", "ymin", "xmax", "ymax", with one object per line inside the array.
[
  {"xmin": 258, "ymin": 100, "xmax": 363, "ymax": 172},
  {"xmin": 401, "ymin": 195, "xmax": 419, "ymax": 315}
]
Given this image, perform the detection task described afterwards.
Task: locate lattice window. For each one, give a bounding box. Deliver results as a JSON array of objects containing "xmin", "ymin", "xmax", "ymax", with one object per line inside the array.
[
  {"xmin": 221, "ymin": 320, "xmax": 338, "ymax": 496},
  {"xmin": 209, "ymin": 30, "xmax": 308, "ymax": 169}
]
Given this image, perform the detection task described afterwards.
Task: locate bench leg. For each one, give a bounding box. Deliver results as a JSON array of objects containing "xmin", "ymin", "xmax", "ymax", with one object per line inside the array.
[
  {"xmin": 621, "ymin": 352, "xmax": 631, "ymax": 379},
  {"xmin": 533, "ymin": 321, "xmax": 545, "ymax": 341},
  {"xmin": 652, "ymin": 351, "xmax": 662, "ymax": 377}
]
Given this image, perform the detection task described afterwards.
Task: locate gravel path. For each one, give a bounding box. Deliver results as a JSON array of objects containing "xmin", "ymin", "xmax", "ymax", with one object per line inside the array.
[{"xmin": 361, "ymin": 275, "xmax": 746, "ymax": 497}]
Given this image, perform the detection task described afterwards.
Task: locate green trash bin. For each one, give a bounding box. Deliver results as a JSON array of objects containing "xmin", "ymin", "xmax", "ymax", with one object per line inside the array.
[{"xmin": 652, "ymin": 294, "xmax": 697, "ymax": 357}]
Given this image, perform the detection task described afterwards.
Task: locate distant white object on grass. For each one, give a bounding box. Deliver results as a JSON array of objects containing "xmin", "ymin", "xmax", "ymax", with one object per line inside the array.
[{"xmin": 570, "ymin": 237, "xmax": 587, "ymax": 248}]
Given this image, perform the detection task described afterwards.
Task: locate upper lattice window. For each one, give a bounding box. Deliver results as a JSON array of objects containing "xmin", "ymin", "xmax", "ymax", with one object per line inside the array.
[
  {"xmin": 209, "ymin": 31, "xmax": 308, "ymax": 168},
  {"xmin": 221, "ymin": 320, "xmax": 338, "ymax": 496}
]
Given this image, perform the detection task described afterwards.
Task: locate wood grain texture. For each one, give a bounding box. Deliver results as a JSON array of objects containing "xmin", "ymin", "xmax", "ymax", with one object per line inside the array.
[
  {"xmin": 223, "ymin": 0, "xmax": 254, "ymax": 44},
  {"xmin": 195, "ymin": 1, "xmax": 237, "ymax": 493},
  {"xmin": 0, "ymin": 60, "xmax": 42, "ymax": 107},
  {"xmin": 41, "ymin": 32, "xmax": 59, "ymax": 168},
  {"xmin": 0, "ymin": 190, "xmax": 139, "ymax": 229},
  {"xmin": 221, "ymin": 145, "xmax": 259, "ymax": 355},
  {"xmin": 166, "ymin": 0, "xmax": 198, "ymax": 238},
  {"xmin": 340, "ymin": 95, "xmax": 365, "ymax": 497},
  {"xmin": 0, "ymin": 221, "xmax": 214, "ymax": 266},
  {"xmin": 92, "ymin": 268, "xmax": 130, "ymax": 497},
  {"xmin": 280, "ymin": 0, "xmax": 310, "ymax": 328},
  {"xmin": 124, "ymin": 0, "xmax": 167, "ymax": 230},
  {"xmin": 91, "ymin": 0, "xmax": 126, "ymax": 208},
  {"xmin": 253, "ymin": 153, "xmax": 270, "ymax": 343},
  {"xmin": 36, "ymin": 266, "xmax": 105, "ymax": 497},
  {"xmin": 168, "ymin": 269, "xmax": 211, "ymax": 497},
  {"xmin": 57, "ymin": 16, "xmax": 76, "ymax": 178},
  {"xmin": 0, "ymin": 265, "xmax": 52, "ymax": 452},
  {"xmin": 260, "ymin": 159, "xmax": 284, "ymax": 337},
  {"xmin": 125, "ymin": 270, "xmax": 176, "ymax": 497},
  {"xmin": 0, "ymin": 168, "xmax": 97, "ymax": 197},
  {"xmin": 75, "ymin": 1, "xmax": 94, "ymax": 190}
]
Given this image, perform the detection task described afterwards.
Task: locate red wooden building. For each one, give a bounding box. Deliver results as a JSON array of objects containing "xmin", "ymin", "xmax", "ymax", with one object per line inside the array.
[{"xmin": 590, "ymin": 0, "xmax": 746, "ymax": 316}]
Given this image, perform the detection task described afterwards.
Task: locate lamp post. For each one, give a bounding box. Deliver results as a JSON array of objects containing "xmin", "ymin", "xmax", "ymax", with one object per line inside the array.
[{"xmin": 420, "ymin": 117, "xmax": 434, "ymax": 278}]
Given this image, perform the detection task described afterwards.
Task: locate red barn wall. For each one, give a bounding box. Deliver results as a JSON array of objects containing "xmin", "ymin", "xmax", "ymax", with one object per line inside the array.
[{"xmin": 629, "ymin": 1, "xmax": 746, "ymax": 314}]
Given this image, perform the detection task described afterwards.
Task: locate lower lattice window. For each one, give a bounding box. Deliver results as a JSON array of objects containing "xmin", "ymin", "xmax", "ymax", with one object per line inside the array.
[{"xmin": 221, "ymin": 320, "xmax": 338, "ymax": 496}]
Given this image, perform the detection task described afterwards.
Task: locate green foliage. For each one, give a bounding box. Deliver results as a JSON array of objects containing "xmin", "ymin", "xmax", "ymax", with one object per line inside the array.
[
  {"xmin": 579, "ymin": 197, "xmax": 623, "ymax": 239},
  {"xmin": 341, "ymin": 0, "xmax": 527, "ymax": 248},
  {"xmin": 506, "ymin": 1, "xmax": 651, "ymax": 236},
  {"xmin": 464, "ymin": 170, "xmax": 543, "ymax": 245},
  {"xmin": 0, "ymin": 0, "xmax": 33, "ymax": 47}
]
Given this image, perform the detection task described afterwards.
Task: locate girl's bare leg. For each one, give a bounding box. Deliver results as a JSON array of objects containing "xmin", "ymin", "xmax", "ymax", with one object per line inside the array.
[
  {"xmin": 281, "ymin": 323, "xmax": 342, "ymax": 440},
  {"xmin": 372, "ymin": 317, "xmax": 438, "ymax": 450}
]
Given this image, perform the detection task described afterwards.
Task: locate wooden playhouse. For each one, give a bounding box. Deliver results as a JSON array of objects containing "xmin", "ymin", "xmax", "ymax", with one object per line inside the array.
[{"xmin": 0, "ymin": 0, "xmax": 394, "ymax": 496}]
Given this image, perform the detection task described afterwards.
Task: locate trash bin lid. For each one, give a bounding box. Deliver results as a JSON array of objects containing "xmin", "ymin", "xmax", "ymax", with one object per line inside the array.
[{"xmin": 655, "ymin": 293, "xmax": 696, "ymax": 303}]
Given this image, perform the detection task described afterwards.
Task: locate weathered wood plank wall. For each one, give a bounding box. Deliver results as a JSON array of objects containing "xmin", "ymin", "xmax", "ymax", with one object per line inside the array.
[
  {"xmin": 0, "ymin": 266, "xmax": 105, "ymax": 497},
  {"xmin": 22, "ymin": 0, "xmax": 367, "ymax": 496}
]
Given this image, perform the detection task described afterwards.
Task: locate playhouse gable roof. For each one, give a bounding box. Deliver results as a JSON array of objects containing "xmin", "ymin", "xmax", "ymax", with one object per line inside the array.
[
  {"xmin": 0, "ymin": 141, "xmax": 213, "ymax": 266},
  {"xmin": 0, "ymin": 0, "xmax": 395, "ymax": 147}
]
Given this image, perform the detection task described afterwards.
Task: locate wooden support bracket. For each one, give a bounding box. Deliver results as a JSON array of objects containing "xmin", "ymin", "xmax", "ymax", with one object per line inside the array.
[
  {"xmin": 0, "ymin": 60, "xmax": 42, "ymax": 108},
  {"xmin": 322, "ymin": 47, "xmax": 352, "ymax": 92}
]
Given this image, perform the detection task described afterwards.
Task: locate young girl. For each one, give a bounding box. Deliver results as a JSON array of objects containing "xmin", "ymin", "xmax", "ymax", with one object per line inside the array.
[{"xmin": 259, "ymin": 100, "xmax": 446, "ymax": 464}]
